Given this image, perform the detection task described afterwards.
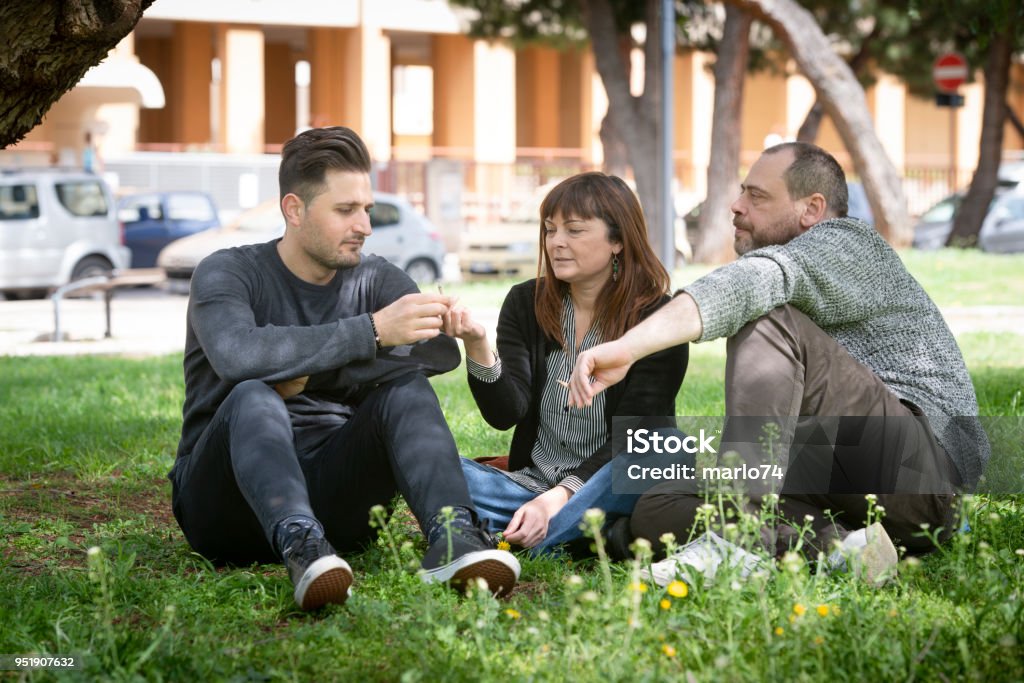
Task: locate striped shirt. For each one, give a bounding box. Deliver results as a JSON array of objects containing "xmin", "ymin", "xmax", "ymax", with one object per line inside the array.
[{"xmin": 467, "ymin": 296, "xmax": 607, "ymax": 494}]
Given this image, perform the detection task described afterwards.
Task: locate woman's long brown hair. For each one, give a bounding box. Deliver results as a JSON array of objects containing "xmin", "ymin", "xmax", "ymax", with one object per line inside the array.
[{"xmin": 534, "ymin": 172, "xmax": 671, "ymax": 348}]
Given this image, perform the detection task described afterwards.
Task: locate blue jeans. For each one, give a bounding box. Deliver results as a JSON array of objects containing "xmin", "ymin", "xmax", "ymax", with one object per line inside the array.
[{"xmin": 460, "ymin": 458, "xmax": 639, "ymax": 556}]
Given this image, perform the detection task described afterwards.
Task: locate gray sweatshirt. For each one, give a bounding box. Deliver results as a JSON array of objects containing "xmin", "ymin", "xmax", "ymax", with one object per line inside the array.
[
  {"xmin": 174, "ymin": 240, "xmax": 460, "ymax": 462},
  {"xmin": 684, "ymin": 217, "xmax": 989, "ymax": 487}
]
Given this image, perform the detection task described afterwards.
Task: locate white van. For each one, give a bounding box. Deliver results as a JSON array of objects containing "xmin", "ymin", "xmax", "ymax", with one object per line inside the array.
[{"xmin": 0, "ymin": 169, "xmax": 130, "ymax": 299}]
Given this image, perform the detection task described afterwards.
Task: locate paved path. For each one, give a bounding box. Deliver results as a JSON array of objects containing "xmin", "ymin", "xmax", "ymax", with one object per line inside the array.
[{"xmin": 0, "ymin": 290, "xmax": 1021, "ymax": 358}]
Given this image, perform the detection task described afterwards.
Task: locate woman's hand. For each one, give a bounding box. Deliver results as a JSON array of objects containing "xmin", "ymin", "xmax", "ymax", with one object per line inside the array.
[
  {"xmin": 503, "ymin": 486, "xmax": 572, "ymax": 548},
  {"xmin": 443, "ymin": 305, "xmax": 494, "ymax": 367},
  {"xmin": 442, "ymin": 305, "xmax": 486, "ymax": 343}
]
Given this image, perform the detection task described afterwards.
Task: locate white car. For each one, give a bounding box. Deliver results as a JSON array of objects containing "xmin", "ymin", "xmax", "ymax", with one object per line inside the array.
[
  {"xmin": 0, "ymin": 169, "xmax": 130, "ymax": 299},
  {"xmin": 158, "ymin": 192, "xmax": 445, "ymax": 286}
]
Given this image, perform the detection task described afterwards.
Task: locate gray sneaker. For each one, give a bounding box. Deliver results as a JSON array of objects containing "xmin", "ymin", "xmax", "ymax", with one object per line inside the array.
[
  {"xmin": 282, "ymin": 529, "xmax": 353, "ymax": 610},
  {"xmin": 640, "ymin": 531, "xmax": 763, "ymax": 587},
  {"xmin": 419, "ymin": 523, "xmax": 520, "ymax": 597},
  {"xmin": 827, "ymin": 522, "xmax": 898, "ymax": 586}
]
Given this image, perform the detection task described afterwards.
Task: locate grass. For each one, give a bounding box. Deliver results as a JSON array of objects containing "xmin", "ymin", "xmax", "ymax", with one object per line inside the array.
[{"xmin": 0, "ymin": 249, "xmax": 1022, "ymax": 681}]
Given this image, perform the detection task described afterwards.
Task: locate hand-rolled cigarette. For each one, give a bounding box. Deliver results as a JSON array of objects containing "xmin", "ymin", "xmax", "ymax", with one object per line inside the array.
[{"xmin": 555, "ymin": 379, "xmax": 570, "ymax": 389}]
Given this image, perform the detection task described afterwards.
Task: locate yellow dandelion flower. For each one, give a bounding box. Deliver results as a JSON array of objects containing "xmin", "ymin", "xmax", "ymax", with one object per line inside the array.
[
  {"xmin": 888, "ymin": 609, "xmax": 898, "ymax": 618},
  {"xmin": 662, "ymin": 644, "xmax": 677, "ymax": 658},
  {"xmin": 813, "ymin": 635, "xmax": 825, "ymax": 645},
  {"xmin": 666, "ymin": 580, "xmax": 688, "ymax": 598},
  {"xmin": 816, "ymin": 604, "xmax": 830, "ymax": 617},
  {"xmin": 660, "ymin": 598, "xmax": 671, "ymax": 610},
  {"xmin": 793, "ymin": 603, "xmax": 807, "ymax": 617},
  {"xmin": 774, "ymin": 626, "xmax": 784, "ymax": 636},
  {"xmin": 504, "ymin": 608, "xmax": 521, "ymax": 620},
  {"xmin": 628, "ymin": 581, "xmax": 649, "ymax": 593},
  {"xmin": 497, "ymin": 540, "xmax": 511, "ymax": 551}
]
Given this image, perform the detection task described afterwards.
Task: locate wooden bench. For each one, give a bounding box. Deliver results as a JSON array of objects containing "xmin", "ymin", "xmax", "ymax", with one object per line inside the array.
[{"xmin": 51, "ymin": 268, "xmax": 167, "ymax": 342}]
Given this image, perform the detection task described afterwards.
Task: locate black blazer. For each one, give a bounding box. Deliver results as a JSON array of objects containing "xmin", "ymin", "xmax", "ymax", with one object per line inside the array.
[{"xmin": 467, "ymin": 279, "xmax": 689, "ymax": 485}]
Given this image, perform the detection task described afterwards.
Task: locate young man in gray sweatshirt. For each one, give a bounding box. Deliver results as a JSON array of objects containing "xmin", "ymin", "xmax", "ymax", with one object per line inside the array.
[
  {"xmin": 169, "ymin": 127, "xmax": 519, "ymax": 609},
  {"xmin": 569, "ymin": 142, "xmax": 988, "ymax": 581}
]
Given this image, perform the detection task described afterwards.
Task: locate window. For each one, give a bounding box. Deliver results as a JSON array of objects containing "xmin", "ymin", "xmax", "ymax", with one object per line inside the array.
[
  {"xmin": 118, "ymin": 195, "xmax": 163, "ymax": 224},
  {"xmin": 370, "ymin": 203, "xmax": 400, "ymax": 228},
  {"xmin": 167, "ymin": 194, "xmax": 216, "ymax": 222},
  {"xmin": 56, "ymin": 181, "xmax": 108, "ymax": 217},
  {"xmin": 0, "ymin": 184, "xmax": 40, "ymax": 220}
]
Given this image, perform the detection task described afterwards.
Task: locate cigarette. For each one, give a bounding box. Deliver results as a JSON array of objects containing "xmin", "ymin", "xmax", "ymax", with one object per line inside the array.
[{"xmin": 556, "ymin": 379, "xmax": 570, "ymax": 389}]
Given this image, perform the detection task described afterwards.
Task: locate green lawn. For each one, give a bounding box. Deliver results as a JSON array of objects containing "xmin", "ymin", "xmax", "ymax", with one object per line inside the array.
[{"xmin": 1, "ymin": 250, "xmax": 1022, "ymax": 681}]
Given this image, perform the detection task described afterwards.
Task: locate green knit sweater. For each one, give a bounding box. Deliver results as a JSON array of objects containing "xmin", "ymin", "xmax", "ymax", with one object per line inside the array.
[{"xmin": 684, "ymin": 217, "xmax": 989, "ymax": 487}]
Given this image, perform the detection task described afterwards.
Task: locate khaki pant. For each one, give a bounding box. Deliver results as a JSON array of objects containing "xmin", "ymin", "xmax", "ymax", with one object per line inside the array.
[{"xmin": 631, "ymin": 305, "xmax": 960, "ymax": 558}]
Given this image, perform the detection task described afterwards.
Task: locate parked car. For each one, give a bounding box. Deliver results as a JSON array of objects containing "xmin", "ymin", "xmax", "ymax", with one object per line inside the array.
[
  {"xmin": 0, "ymin": 168, "xmax": 130, "ymax": 299},
  {"xmin": 157, "ymin": 191, "xmax": 445, "ymax": 285},
  {"xmin": 913, "ymin": 163, "xmax": 1024, "ymax": 251},
  {"xmin": 913, "ymin": 187, "xmax": 1024, "ymax": 253},
  {"xmin": 118, "ymin": 191, "xmax": 219, "ymax": 268}
]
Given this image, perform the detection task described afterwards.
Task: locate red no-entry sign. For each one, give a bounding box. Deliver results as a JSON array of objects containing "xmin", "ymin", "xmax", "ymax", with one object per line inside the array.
[{"xmin": 933, "ymin": 52, "xmax": 968, "ymax": 93}]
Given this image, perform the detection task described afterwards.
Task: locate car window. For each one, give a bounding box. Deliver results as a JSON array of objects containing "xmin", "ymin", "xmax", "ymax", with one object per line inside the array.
[
  {"xmin": 167, "ymin": 194, "xmax": 216, "ymax": 222},
  {"xmin": 1001, "ymin": 197, "xmax": 1024, "ymax": 221},
  {"xmin": 118, "ymin": 195, "xmax": 163, "ymax": 223},
  {"xmin": 56, "ymin": 181, "xmax": 108, "ymax": 217},
  {"xmin": 370, "ymin": 203, "xmax": 400, "ymax": 228},
  {"xmin": 921, "ymin": 196, "xmax": 960, "ymax": 223},
  {"xmin": 0, "ymin": 184, "xmax": 40, "ymax": 219}
]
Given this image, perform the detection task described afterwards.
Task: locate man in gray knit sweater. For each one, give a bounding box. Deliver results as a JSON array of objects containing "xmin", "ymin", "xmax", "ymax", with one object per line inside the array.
[{"xmin": 569, "ymin": 142, "xmax": 989, "ymax": 581}]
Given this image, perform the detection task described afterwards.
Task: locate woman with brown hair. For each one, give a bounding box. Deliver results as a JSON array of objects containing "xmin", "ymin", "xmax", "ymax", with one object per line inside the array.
[{"xmin": 443, "ymin": 172, "xmax": 689, "ymax": 555}]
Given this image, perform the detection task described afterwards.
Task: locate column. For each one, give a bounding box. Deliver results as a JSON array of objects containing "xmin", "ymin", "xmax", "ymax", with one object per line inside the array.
[{"xmin": 216, "ymin": 25, "xmax": 265, "ymax": 154}]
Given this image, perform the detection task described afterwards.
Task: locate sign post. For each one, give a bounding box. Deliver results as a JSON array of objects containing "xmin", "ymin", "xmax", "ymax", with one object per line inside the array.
[{"xmin": 933, "ymin": 52, "xmax": 969, "ymax": 193}]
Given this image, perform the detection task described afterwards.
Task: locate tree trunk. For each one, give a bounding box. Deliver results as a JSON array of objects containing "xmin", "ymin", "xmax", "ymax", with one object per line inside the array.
[
  {"xmin": 796, "ymin": 101, "xmax": 826, "ymax": 143},
  {"xmin": 947, "ymin": 20, "xmax": 1017, "ymax": 247},
  {"xmin": 582, "ymin": 0, "xmax": 665, "ymax": 257},
  {"xmin": 1007, "ymin": 103, "xmax": 1024, "ymax": 143},
  {"xmin": 0, "ymin": 0, "xmax": 152, "ymax": 148},
  {"xmin": 694, "ymin": 5, "xmax": 751, "ymax": 264},
  {"xmin": 723, "ymin": 0, "xmax": 912, "ymax": 244},
  {"xmin": 795, "ymin": 21, "xmax": 878, "ymax": 145}
]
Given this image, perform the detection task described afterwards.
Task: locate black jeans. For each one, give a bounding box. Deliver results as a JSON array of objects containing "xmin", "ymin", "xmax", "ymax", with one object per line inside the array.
[{"xmin": 170, "ymin": 373, "xmax": 473, "ymax": 565}]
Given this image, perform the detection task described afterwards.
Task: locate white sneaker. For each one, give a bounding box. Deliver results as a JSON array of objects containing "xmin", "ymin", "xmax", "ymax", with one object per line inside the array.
[
  {"xmin": 641, "ymin": 531, "xmax": 764, "ymax": 587},
  {"xmin": 827, "ymin": 522, "xmax": 898, "ymax": 586}
]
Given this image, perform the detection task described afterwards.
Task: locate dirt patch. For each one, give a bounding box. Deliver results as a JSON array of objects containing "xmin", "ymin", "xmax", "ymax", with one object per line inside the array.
[{"xmin": 1, "ymin": 472, "xmax": 178, "ymax": 574}]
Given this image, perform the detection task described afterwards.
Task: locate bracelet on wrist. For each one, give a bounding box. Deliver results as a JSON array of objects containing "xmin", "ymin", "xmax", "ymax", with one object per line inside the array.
[{"xmin": 368, "ymin": 313, "xmax": 383, "ymax": 350}]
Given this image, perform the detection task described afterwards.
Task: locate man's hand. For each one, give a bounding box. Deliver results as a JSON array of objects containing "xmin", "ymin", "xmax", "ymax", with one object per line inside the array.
[
  {"xmin": 568, "ymin": 339, "xmax": 636, "ymax": 408},
  {"xmin": 372, "ymin": 292, "xmax": 453, "ymax": 347},
  {"xmin": 503, "ymin": 486, "xmax": 571, "ymax": 548},
  {"xmin": 274, "ymin": 375, "xmax": 309, "ymax": 399}
]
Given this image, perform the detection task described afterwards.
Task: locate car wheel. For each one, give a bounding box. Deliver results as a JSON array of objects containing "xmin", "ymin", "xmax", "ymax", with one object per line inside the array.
[
  {"xmin": 404, "ymin": 258, "xmax": 439, "ymax": 284},
  {"xmin": 71, "ymin": 255, "xmax": 114, "ymax": 281}
]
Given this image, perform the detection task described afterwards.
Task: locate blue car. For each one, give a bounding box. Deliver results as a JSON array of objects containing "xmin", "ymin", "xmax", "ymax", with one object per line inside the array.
[{"xmin": 118, "ymin": 191, "xmax": 219, "ymax": 268}]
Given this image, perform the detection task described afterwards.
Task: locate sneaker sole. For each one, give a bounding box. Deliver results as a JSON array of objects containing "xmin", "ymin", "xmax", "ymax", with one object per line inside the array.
[
  {"xmin": 420, "ymin": 550, "xmax": 520, "ymax": 598},
  {"xmin": 295, "ymin": 555, "xmax": 354, "ymax": 610}
]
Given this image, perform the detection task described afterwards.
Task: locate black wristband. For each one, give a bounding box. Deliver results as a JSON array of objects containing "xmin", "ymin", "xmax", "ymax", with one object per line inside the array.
[{"xmin": 368, "ymin": 313, "xmax": 383, "ymax": 350}]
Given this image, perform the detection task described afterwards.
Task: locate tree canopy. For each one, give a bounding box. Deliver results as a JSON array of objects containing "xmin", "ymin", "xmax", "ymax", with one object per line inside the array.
[{"xmin": 0, "ymin": 0, "xmax": 153, "ymax": 148}]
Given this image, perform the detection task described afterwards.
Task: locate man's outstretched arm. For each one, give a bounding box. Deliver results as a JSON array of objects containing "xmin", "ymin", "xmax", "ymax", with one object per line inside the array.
[{"xmin": 568, "ymin": 292, "xmax": 703, "ymax": 407}]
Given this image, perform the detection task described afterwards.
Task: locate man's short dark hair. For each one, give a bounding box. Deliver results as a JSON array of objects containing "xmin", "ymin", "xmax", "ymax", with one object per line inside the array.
[
  {"xmin": 279, "ymin": 127, "xmax": 372, "ymax": 206},
  {"xmin": 764, "ymin": 142, "xmax": 848, "ymax": 218}
]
